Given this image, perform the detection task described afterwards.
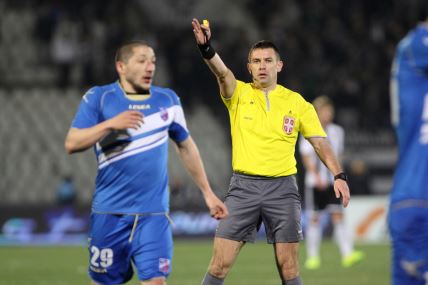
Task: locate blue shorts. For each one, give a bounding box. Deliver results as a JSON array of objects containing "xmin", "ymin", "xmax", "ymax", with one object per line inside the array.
[
  {"xmin": 389, "ymin": 204, "xmax": 428, "ymax": 285},
  {"xmin": 88, "ymin": 212, "xmax": 173, "ymax": 284}
]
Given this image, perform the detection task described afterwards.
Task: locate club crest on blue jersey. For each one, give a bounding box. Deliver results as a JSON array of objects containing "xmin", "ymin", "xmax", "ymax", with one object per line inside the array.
[
  {"xmin": 159, "ymin": 107, "xmax": 169, "ymax": 121},
  {"xmin": 158, "ymin": 258, "xmax": 170, "ymax": 273},
  {"xmin": 283, "ymin": 116, "xmax": 295, "ymax": 134}
]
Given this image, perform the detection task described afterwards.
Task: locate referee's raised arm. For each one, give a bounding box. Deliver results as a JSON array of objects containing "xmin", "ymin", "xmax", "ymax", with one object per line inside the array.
[{"xmin": 192, "ymin": 18, "xmax": 236, "ymax": 99}]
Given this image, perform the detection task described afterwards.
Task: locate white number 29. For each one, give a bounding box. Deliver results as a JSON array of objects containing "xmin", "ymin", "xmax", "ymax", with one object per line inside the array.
[{"xmin": 90, "ymin": 246, "xmax": 113, "ymax": 268}]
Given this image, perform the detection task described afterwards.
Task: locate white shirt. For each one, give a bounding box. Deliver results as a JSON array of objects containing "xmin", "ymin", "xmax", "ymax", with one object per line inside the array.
[{"xmin": 299, "ymin": 123, "xmax": 344, "ymax": 187}]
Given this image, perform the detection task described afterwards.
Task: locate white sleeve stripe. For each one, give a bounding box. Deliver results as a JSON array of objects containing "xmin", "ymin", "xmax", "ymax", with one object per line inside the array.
[
  {"xmin": 95, "ymin": 105, "xmax": 187, "ymax": 151},
  {"xmin": 98, "ymin": 134, "xmax": 169, "ymax": 169},
  {"xmin": 172, "ymin": 105, "xmax": 188, "ymax": 131},
  {"xmin": 97, "ymin": 129, "xmax": 168, "ymax": 164}
]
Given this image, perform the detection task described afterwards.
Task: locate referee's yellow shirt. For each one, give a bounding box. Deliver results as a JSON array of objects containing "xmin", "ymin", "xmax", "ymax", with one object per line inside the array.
[{"xmin": 222, "ymin": 80, "xmax": 326, "ymax": 177}]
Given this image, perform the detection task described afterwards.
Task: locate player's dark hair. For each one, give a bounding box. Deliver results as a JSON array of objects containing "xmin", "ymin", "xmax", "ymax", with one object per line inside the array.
[
  {"xmin": 248, "ymin": 40, "xmax": 281, "ymax": 62},
  {"xmin": 115, "ymin": 40, "xmax": 149, "ymax": 63}
]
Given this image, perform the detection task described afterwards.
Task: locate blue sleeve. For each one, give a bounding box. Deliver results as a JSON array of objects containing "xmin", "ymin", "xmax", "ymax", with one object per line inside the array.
[
  {"xmin": 167, "ymin": 89, "xmax": 190, "ymax": 143},
  {"xmin": 71, "ymin": 87, "xmax": 101, "ymax": 129},
  {"xmin": 413, "ymin": 29, "xmax": 428, "ymax": 71}
]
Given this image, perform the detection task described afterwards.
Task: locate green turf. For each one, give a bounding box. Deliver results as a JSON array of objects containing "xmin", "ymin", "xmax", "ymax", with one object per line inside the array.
[{"xmin": 0, "ymin": 240, "xmax": 390, "ymax": 285}]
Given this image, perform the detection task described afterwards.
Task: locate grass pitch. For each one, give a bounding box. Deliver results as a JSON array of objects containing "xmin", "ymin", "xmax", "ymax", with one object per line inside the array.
[{"xmin": 0, "ymin": 240, "xmax": 390, "ymax": 285}]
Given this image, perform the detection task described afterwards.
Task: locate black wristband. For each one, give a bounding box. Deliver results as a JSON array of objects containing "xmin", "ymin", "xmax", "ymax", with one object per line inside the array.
[
  {"xmin": 334, "ymin": 172, "xmax": 348, "ymax": 181},
  {"xmin": 198, "ymin": 41, "xmax": 216, "ymax": 60}
]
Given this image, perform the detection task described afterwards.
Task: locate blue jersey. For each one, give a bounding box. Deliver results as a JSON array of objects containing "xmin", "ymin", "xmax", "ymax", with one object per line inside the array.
[
  {"xmin": 71, "ymin": 82, "xmax": 189, "ymax": 214},
  {"xmin": 390, "ymin": 23, "xmax": 428, "ymax": 204}
]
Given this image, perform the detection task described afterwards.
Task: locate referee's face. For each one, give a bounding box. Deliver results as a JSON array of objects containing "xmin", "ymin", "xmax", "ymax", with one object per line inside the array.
[
  {"xmin": 248, "ymin": 48, "xmax": 283, "ymax": 89},
  {"xmin": 119, "ymin": 45, "xmax": 156, "ymax": 92}
]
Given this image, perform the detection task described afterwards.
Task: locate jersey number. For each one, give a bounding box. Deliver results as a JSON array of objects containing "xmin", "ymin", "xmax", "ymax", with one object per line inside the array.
[{"xmin": 90, "ymin": 246, "xmax": 113, "ymax": 268}]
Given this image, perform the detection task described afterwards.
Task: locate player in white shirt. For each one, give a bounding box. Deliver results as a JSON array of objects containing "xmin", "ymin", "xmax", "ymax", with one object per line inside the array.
[{"xmin": 299, "ymin": 96, "xmax": 364, "ymax": 269}]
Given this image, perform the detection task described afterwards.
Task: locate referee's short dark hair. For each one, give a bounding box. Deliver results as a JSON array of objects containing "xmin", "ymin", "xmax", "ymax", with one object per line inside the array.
[
  {"xmin": 115, "ymin": 40, "xmax": 149, "ymax": 63},
  {"xmin": 248, "ymin": 40, "xmax": 281, "ymax": 62}
]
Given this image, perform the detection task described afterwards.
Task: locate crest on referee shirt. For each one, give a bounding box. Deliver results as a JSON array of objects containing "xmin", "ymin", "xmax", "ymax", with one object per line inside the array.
[
  {"xmin": 159, "ymin": 107, "xmax": 169, "ymax": 121},
  {"xmin": 159, "ymin": 258, "xmax": 170, "ymax": 273},
  {"xmin": 283, "ymin": 116, "xmax": 295, "ymax": 134}
]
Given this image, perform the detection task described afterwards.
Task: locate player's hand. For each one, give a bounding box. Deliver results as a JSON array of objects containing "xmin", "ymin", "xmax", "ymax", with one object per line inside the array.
[
  {"xmin": 204, "ymin": 192, "xmax": 228, "ymax": 220},
  {"xmin": 334, "ymin": 179, "xmax": 350, "ymax": 207},
  {"xmin": 108, "ymin": 110, "xmax": 144, "ymax": 130},
  {"xmin": 192, "ymin": 18, "xmax": 211, "ymax": 45}
]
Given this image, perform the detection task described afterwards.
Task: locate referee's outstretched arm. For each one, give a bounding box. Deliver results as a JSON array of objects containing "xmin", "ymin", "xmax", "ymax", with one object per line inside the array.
[{"xmin": 192, "ymin": 18, "xmax": 236, "ymax": 99}]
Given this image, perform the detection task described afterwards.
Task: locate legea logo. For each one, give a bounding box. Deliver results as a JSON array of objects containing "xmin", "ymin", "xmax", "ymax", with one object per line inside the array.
[{"xmin": 129, "ymin": 104, "xmax": 151, "ymax": 110}]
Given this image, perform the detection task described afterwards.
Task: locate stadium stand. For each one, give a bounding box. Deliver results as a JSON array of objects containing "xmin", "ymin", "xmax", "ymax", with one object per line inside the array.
[{"xmin": 0, "ymin": 0, "xmax": 425, "ymax": 207}]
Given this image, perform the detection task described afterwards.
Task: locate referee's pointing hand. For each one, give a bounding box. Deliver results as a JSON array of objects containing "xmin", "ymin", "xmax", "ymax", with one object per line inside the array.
[{"xmin": 192, "ymin": 18, "xmax": 211, "ymax": 45}]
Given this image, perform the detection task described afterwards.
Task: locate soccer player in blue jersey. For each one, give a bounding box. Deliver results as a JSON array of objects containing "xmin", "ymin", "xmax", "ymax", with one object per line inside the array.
[
  {"xmin": 389, "ymin": 14, "xmax": 428, "ymax": 285},
  {"xmin": 64, "ymin": 41, "xmax": 228, "ymax": 285}
]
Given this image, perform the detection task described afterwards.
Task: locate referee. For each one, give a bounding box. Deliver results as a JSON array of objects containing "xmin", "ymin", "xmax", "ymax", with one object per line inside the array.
[{"xmin": 192, "ymin": 19, "xmax": 351, "ymax": 285}]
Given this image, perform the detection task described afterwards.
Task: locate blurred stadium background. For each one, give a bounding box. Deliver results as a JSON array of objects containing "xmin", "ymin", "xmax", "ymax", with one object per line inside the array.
[{"xmin": 0, "ymin": 0, "xmax": 425, "ymax": 284}]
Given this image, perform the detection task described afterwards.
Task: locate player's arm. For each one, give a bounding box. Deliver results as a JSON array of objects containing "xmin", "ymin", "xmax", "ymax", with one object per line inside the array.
[
  {"xmin": 191, "ymin": 18, "xmax": 236, "ymax": 99},
  {"xmin": 64, "ymin": 110, "xmax": 143, "ymax": 154},
  {"xmin": 175, "ymin": 136, "xmax": 228, "ymax": 219},
  {"xmin": 306, "ymin": 136, "xmax": 350, "ymax": 207}
]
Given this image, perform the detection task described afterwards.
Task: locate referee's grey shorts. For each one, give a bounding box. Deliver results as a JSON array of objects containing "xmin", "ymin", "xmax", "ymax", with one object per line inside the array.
[{"xmin": 216, "ymin": 172, "xmax": 303, "ymax": 244}]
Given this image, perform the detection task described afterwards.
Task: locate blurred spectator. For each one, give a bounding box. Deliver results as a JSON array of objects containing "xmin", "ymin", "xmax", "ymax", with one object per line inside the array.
[
  {"xmin": 34, "ymin": 2, "xmax": 58, "ymax": 64},
  {"xmin": 347, "ymin": 160, "xmax": 371, "ymax": 195},
  {"xmin": 50, "ymin": 17, "xmax": 78, "ymax": 88},
  {"xmin": 56, "ymin": 175, "xmax": 76, "ymax": 206}
]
